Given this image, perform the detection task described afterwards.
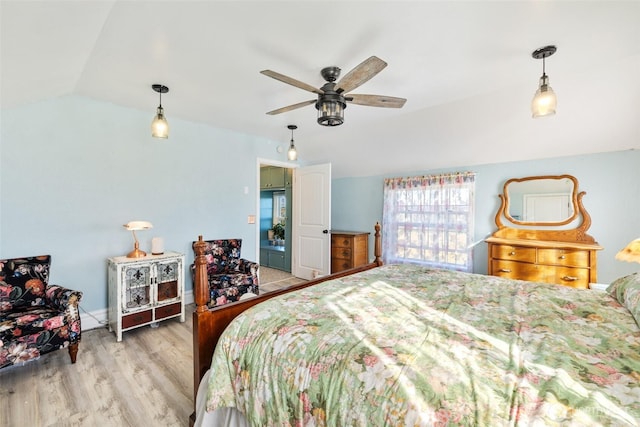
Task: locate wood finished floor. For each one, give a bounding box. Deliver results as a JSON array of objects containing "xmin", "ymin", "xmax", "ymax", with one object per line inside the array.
[
  {"xmin": 1, "ymin": 307, "xmax": 194, "ymax": 427},
  {"xmin": 1, "ymin": 268, "xmax": 304, "ymax": 427}
]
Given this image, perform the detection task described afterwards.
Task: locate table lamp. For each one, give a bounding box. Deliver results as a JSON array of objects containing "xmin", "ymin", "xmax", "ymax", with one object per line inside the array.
[
  {"xmin": 123, "ymin": 221, "xmax": 153, "ymax": 258},
  {"xmin": 616, "ymin": 238, "xmax": 640, "ymax": 263}
]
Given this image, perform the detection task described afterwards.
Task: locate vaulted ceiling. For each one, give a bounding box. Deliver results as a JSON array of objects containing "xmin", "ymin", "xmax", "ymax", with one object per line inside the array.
[{"xmin": 2, "ymin": 1, "xmax": 639, "ymax": 178}]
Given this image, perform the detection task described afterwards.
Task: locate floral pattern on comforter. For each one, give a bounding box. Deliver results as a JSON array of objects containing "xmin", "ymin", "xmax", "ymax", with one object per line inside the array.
[{"xmin": 206, "ymin": 264, "xmax": 640, "ymax": 426}]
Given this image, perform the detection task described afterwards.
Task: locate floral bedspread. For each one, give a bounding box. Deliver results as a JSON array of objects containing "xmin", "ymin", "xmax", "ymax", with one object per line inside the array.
[{"xmin": 206, "ymin": 264, "xmax": 640, "ymax": 426}]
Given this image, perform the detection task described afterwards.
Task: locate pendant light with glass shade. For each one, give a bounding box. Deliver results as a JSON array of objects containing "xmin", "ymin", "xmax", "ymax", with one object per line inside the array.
[
  {"xmin": 531, "ymin": 45, "xmax": 557, "ymax": 118},
  {"xmin": 151, "ymin": 84, "xmax": 169, "ymax": 138},
  {"xmin": 287, "ymin": 124, "xmax": 298, "ymax": 161}
]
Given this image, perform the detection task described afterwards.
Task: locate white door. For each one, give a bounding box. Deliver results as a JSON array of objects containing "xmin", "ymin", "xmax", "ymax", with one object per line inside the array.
[
  {"xmin": 523, "ymin": 193, "xmax": 570, "ymax": 222},
  {"xmin": 292, "ymin": 163, "xmax": 331, "ymax": 280}
]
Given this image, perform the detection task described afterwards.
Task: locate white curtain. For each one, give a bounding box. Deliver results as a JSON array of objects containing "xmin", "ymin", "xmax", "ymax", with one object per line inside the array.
[{"xmin": 382, "ymin": 172, "xmax": 476, "ymax": 272}]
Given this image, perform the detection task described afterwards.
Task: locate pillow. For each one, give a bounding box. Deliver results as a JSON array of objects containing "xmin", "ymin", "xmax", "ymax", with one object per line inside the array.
[{"xmin": 607, "ymin": 272, "xmax": 640, "ymax": 326}]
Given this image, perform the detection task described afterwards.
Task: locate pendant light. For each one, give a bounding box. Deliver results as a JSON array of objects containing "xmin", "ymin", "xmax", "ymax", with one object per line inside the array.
[
  {"xmin": 531, "ymin": 45, "xmax": 557, "ymax": 118},
  {"xmin": 151, "ymin": 84, "xmax": 169, "ymax": 138},
  {"xmin": 287, "ymin": 125, "xmax": 298, "ymax": 161}
]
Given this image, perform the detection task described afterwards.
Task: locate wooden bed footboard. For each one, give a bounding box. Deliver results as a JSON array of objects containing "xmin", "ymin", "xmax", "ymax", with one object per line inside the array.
[{"xmin": 190, "ymin": 222, "xmax": 382, "ymax": 421}]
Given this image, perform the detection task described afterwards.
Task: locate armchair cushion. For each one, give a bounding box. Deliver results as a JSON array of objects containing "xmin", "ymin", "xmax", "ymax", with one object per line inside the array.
[
  {"xmin": 192, "ymin": 239, "xmax": 259, "ymax": 307},
  {"xmin": 0, "ymin": 255, "xmax": 82, "ymax": 370},
  {"xmin": 201, "ymin": 239, "xmax": 242, "ymax": 275},
  {"xmin": 0, "ymin": 255, "xmax": 50, "ymax": 310}
]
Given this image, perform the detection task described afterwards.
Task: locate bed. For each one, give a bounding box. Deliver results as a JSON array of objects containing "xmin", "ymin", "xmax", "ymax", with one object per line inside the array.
[{"xmin": 190, "ymin": 224, "xmax": 640, "ymax": 426}]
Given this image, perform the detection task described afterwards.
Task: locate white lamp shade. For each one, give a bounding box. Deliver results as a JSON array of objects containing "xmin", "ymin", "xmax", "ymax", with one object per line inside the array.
[
  {"xmin": 151, "ymin": 107, "xmax": 169, "ymax": 138},
  {"xmin": 531, "ymin": 76, "xmax": 557, "ymax": 118},
  {"xmin": 287, "ymin": 145, "xmax": 297, "ymax": 161},
  {"xmin": 124, "ymin": 221, "xmax": 153, "ymax": 231}
]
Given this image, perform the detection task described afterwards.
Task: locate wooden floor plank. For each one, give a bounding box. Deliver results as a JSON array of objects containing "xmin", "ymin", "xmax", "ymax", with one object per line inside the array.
[
  {"xmin": 0, "ymin": 276, "xmax": 297, "ymax": 427},
  {"xmin": 0, "ymin": 307, "xmax": 195, "ymax": 427}
]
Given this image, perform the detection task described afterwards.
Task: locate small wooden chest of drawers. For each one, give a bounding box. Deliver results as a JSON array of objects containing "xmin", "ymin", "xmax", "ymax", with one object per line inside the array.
[
  {"xmin": 331, "ymin": 231, "xmax": 370, "ymax": 273},
  {"xmin": 486, "ymin": 237, "xmax": 601, "ymax": 289}
]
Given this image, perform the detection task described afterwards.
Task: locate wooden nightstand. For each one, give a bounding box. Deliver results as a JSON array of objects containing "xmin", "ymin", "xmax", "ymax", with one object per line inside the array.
[{"xmin": 331, "ymin": 231, "xmax": 370, "ymax": 273}]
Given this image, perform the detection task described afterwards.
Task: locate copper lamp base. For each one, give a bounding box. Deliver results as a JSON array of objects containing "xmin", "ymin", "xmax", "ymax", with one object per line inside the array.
[{"xmin": 127, "ymin": 242, "xmax": 147, "ymax": 258}]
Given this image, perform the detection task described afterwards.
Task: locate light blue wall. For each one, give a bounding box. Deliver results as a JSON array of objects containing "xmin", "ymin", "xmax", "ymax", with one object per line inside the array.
[
  {"xmin": 332, "ymin": 150, "xmax": 640, "ymax": 285},
  {"xmin": 3, "ymin": 96, "xmax": 638, "ymax": 315},
  {"xmin": 1, "ymin": 96, "xmax": 284, "ymax": 312}
]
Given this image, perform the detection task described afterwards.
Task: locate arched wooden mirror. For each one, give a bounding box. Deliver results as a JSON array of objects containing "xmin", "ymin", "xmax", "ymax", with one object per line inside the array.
[
  {"xmin": 504, "ymin": 175, "xmax": 578, "ymax": 226},
  {"xmin": 486, "ymin": 174, "xmax": 602, "ymax": 289},
  {"xmin": 493, "ymin": 174, "xmax": 596, "ymax": 242}
]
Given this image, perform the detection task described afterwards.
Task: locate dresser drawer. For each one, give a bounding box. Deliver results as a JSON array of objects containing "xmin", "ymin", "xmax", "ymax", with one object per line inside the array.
[
  {"xmin": 332, "ymin": 258, "xmax": 352, "ymax": 272},
  {"xmin": 491, "ymin": 260, "xmax": 541, "ymax": 281},
  {"xmin": 537, "ymin": 249, "xmax": 589, "ymax": 267},
  {"xmin": 155, "ymin": 302, "xmax": 182, "ymax": 320},
  {"xmin": 122, "ymin": 309, "xmax": 152, "ymax": 329},
  {"xmin": 331, "ymin": 247, "xmax": 352, "ymax": 260},
  {"xmin": 331, "ymin": 236, "xmax": 353, "ymax": 248},
  {"xmin": 551, "ymin": 267, "xmax": 590, "ymax": 289},
  {"xmin": 491, "ymin": 245, "xmax": 536, "ymax": 263}
]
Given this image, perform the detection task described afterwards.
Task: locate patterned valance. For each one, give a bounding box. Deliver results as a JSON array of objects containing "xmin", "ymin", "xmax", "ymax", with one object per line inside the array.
[{"xmin": 384, "ymin": 172, "xmax": 476, "ymax": 189}]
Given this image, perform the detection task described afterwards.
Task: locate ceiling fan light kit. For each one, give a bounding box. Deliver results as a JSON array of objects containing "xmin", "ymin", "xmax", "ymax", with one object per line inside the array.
[
  {"xmin": 151, "ymin": 84, "xmax": 170, "ymax": 138},
  {"xmin": 316, "ymin": 67, "xmax": 346, "ymax": 126},
  {"xmin": 531, "ymin": 45, "xmax": 557, "ymax": 118},
  {"xmin": 261, "ymin": 56, "xmax": 406, "ymax": 126}
]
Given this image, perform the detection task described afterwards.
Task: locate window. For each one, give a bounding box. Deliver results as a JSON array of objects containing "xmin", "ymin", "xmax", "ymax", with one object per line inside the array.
[
  {"xmin": 272, "ymin": 191, "xmax": 286, "ymax": 226},
  {"xmin": 382, "ymin": 172, "xmax": 476, "ymax": 272}
]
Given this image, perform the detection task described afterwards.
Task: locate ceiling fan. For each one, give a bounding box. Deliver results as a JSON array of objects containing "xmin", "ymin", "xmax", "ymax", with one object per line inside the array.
[{"xmin": 261, "ymin": 56, "xmax": 406, "ymax": 126}]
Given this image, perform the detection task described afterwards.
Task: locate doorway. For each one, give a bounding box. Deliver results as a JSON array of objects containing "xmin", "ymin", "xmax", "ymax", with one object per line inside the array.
[
  {"xmin": 259, "ymin": 165, "xmax": 293, "ymax": 272},
  {"xmin": 255, "ymin": 159, "xmax": 332, "ymax": 280}
]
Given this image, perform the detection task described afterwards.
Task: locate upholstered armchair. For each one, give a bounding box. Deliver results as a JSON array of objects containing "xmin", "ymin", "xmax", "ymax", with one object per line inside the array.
[
  {"xmin": 0, "ymin": 255, "xmax": 82, "ymax": 370},
  {"xmin": 191, "ymin": 239, "xmax": 259, "ymax": 307}
]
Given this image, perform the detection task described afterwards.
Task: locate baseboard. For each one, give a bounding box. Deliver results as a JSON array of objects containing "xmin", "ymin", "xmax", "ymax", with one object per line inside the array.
[
  {"xmin": 81, "ymin": 290, "xmax": 194, "ymax": 331},
  {"xmin": 80, "ymin": 308, "xmax": 108, "ymax": 331},
  {"xmin": 184, "ymin": 289, "xmax": 194, "ymax": 305}
]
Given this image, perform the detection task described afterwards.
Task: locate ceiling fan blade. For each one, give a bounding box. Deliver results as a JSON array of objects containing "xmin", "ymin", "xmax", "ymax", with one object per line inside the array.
[
  {"xmin": 347, "ymin": 94, "xmax": 406, "ymax": 108},
  {"xmin": 335, "ymin": 56, "xmax": 387, "ymax": 94},
  {"xmin": 260, "ymin": 70, "xmax": 323, "ymax": 95},
  {"xmin": 266, "ymin": 99, "xmax": 316, "ymax": 115}
]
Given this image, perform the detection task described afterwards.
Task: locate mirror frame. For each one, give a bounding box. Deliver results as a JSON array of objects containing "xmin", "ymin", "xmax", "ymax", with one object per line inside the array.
[{"xmin": 503, "ymin": 174, "xmax": 579, "ymax": 226}]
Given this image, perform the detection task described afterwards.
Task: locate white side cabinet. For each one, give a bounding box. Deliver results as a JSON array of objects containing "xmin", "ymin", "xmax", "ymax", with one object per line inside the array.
[{"xmin": 107, "ymin": 252, "xmax": 185, "ymax": 342}]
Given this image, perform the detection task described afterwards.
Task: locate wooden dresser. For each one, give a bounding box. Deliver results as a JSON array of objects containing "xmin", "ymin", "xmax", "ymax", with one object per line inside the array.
[
  {"xmin": 486, "ymin": 237, "xmax": 600, "ymax": 289},
  {"xmin": 331, "ymin": 231, "xmax": 370, "ymax": 273},
  {"xmin": 486, "ymin": 175, "xmax": 602, "ymax": 289}
]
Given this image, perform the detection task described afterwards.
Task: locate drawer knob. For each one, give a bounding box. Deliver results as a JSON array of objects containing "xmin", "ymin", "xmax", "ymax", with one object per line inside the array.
[
  {"xmin": 499, "ymin": 268, "xmax": 512, "ymax": 273},
  {"xmin": 562, "ymin": 276, "xmax": 578, "ymax": 281},
  {"xmin": 509, "ymin": 251, "xmax": 516, "ymax": 256},
  {"xmin": 559, "ymin": 255, "xmax": 566, "ymax": 259}
]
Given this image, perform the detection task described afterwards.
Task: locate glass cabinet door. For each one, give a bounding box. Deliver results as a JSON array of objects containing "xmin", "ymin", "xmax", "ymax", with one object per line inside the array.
[
  {"xmin": 156, "ymin": 260, "xmax": 180, "ymax": 303},
  {"xmin": 122, "ymin": 265, "xmax": 152, "ymax": 310}
]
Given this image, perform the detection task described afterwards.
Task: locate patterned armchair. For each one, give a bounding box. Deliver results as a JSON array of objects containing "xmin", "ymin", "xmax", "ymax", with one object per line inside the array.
[
  {"xmin": 0, "ymin": 255, "xmax": 82, "ymax": 370},
  {"xmin": 191, "ymin": 239, "xmax": 259, "ymax": 307}
]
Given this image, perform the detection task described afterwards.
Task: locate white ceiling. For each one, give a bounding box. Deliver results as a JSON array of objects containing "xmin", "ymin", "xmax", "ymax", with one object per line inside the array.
[{"xmin": 2, "ymin": 1, "xmax": 639, "ymax": 178}]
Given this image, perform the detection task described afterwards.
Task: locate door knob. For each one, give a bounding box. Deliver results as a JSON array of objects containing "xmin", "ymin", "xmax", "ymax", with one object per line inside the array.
[{"xmin": 322, "ymin": 230, "xmax": 329, "ymax": 234}]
